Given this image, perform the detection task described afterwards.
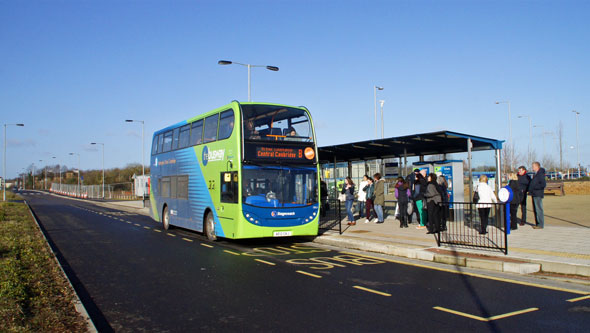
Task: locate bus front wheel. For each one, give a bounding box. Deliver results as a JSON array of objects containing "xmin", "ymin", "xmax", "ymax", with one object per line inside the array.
[
  {"xmin": 162, "ymin": 206, "xmax": 171, "ymax": 230},
  {"xmin": 204, "ymin": 211, "xmax": 217, "ymax": 241}
]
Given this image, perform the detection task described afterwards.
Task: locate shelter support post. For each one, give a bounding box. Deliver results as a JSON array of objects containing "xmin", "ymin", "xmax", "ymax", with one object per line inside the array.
[
  {"xmin": 333, "ymin": 156, "xmax": 337, "ymax": 199},
  {"xmin": 468, "ymin": 138, "xmax": 473, "ymax": 202},
  {"xmin": 404, "ymin": 148, "xmax": 408, "ymax": 176},
  {"xmin": 495, "ymin": 149, "xmax": 502, "ymax": 193}
]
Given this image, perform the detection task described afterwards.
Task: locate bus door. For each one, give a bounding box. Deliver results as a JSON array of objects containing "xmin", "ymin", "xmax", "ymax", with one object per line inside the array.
[{"xmin": 219, "ymin": 171, "xmax": 239, "ymax": 222}]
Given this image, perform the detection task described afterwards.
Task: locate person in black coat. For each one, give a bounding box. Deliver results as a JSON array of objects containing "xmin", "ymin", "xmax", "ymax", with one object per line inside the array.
[
  {"xmin": 516, "ymin": 166, "xmax": 531, "ymax": 225},
  {"xmin": 529, "ymin": 162, "xmax": 546, "ymax": 229},
  {"xmin": 508, "ymin": 176, "xmax": 522, "ymax": 230}
]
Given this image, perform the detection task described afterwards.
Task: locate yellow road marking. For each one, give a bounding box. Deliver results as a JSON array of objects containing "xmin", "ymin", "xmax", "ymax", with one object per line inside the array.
[
  {"xmin": 154, "ymin": 229, "xmax": 162, "ymax": 233},
  {"xmin": 433, "ymin": 306, "xmax": 538, "ymax": 322},
  {"xmin": 166, "ymin": 233, "xmax": 176, "ymax": 237},
  {"xmin": 255, "ymin": 259, "xmax": 276, "ymax": 266},
  {"xmin": 342, "ymin": 251, "xmax": 588, "ymax": 295},
  {"xmin": 566, "ymin": 295, "xmax": 590, "ymax": 303},
  {"xmin": 134, "ymin": 223, "xmax": 141, "ymax": 226},
  {"xmin": 296, "ymin": 270, "xmax": 322, "ymax": 278},
  {"xmin": 182, "ymin": 237, "xmax": 193, "ymax": 242},
  {"xmin": 200, "ymin": 243, "xmax": 214, "ymax": 248},
  {"xmin": 224, "ymin": 250, "xmax": 241, "ymax": 256},
  {"xmin": 126, "ymin": 221, "xmax": 132, "ymax": 224},
  {"xmin": 353, "ymin": 285, "xmax": 391, "ymax": 297},
  {"xmin": 143, "ymin": 226, "xmax": 151, "ymax": 230}
]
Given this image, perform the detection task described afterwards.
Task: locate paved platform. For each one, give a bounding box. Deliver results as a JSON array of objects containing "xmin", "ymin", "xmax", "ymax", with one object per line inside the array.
[{"xmin": 315, "ymin": 215, "xmax": 590, "ymax": 278}]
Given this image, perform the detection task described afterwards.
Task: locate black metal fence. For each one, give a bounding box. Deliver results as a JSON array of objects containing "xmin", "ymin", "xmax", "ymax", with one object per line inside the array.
[
  {"xmin": 318, "ymin": 199, "xmax": 342, "ymax": 234},
  {"xmin": 436, "ymin": 202, "xmax": 508, "ymax": 255}
]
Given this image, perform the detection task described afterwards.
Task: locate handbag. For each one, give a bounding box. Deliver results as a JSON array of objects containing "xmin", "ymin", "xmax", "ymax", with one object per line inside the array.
[
  {"xmin": 473, "ymin": 191, "xmax": 480, "ymax": 204},
  {"xmin": 407, "ymin": 200, "xmax": 414, "ymax": 215},
  {"xmin": 338, "ymin": 193, "xmax": 346, "ymax": 202}
]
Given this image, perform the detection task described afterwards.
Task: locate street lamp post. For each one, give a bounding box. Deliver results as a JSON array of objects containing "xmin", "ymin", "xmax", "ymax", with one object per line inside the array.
[
  {"xmin": 379, "ymin": 100, "xmax": 385, "ymax": 139},
  {"xmin": 495, "ymin": 101, "xmax": 512, "ymax": 170},
  {"xmin": 91, "ymin": 142, "xmax": 105, "ymax": 199},
  {"xmin": 374, "ymin": 86, "xmax": 384, "ymax": 139},
  {"xmin": 39, "ymin": 160, "xmax": 46, "ymax": 190},
  {"xmin": 32, "ymin": 163, "xmax": 35, "ymax": 190},
  {"xmin": 518, "ymin": 115, "xmax": 532, "ymax": 165},
  {"xmin": 125, "ymin": 120, "xmax": 145, "ymax": 179},
  {"xmin": 69, "ymin": 152, "xmax": 80, "ymax": 196},
  {"xmin": 572, "ymin": 110, "xmax": 581, "ymax": 178},
  {"xmin": 533, "ymin": 125, "xmax": 545, "ymax": 159},
  {"xmin": 218, "ymin": 60, "xmax": 279, "ymax": 102},
  {"xmin": 3, "ymin": 123, "xmax": 24, "ymax": 201}
]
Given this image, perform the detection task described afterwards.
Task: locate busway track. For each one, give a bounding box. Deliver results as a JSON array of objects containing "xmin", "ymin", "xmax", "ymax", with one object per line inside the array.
[{"xmin": 69, "ymin": 202, "xmax": 590, "ymax": 324}]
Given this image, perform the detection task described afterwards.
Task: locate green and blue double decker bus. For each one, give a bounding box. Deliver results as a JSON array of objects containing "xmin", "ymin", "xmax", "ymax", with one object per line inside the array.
[{"xmin": 149, "ymin": 102, "xmax": 320, "ymax": 241}]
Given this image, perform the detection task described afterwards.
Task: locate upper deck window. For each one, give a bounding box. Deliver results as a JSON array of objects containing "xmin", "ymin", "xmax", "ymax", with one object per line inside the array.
[{"xmin": 242, "ymin": 105, "xmax": 313, "ymax": 143}]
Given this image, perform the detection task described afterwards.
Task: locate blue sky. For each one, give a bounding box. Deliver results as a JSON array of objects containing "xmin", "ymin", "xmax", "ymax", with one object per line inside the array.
[{"xmin": 1, "ymin": 0, "xmax": 588, "ymax": 178}]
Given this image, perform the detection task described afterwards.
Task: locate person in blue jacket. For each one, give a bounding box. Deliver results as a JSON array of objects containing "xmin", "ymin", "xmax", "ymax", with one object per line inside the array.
[
  {"xmin": 516, "ymin": 166, "xmax": 531, "ymax": 225},
  {"xmin": 529, "ymin": 162, "xmax": 547, "ymax": 229}
]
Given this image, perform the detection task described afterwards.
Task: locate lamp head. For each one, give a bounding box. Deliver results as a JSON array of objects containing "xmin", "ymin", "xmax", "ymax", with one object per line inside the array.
[
  {"xmin": 266, "ymin": 65, "xmax": 279, "ymax": 71},
  {"xmin": 125, "ymin": 120, "xmax": 133, "ymax": 122},
  {"xmin": 91, "ymin": 142, "xmax": 96, "ymax": 145},
  {"xmin": 16, "ymin": 124, "xmax": 24, "ymax": 126},
  {"xmin": 376, "ymin": 86, "xmax": 384, "ymax": 90},
  {"xmin": 218, "ymin": 60, "xmax": 232, "ymax": 65}
]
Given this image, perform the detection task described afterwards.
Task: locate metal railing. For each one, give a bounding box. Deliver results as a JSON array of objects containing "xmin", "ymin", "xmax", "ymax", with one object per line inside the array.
[
  {"xmin": 319, "ymin": 198, "xmax": 342, "ymax": 234},
  {"xmin": 49, "ymin": 182, "xmax": 136, "ymax": 200},
  {"xmin": 436, "ymin": 202, "xmax": 508, "ymax": 255}
]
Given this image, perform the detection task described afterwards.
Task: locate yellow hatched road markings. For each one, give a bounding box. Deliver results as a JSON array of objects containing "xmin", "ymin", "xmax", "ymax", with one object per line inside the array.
[
  {"xmin": 296, "ymin": 270, "xmax": 322, "ymax": 279},
  {"xmin": 143, "ymin": 226, "xmax": 151, "ymax": 230},
  {"xmin": 255, "ymin": 259, "xmax": 276, "ymax": 266},
  {"xmin": 200, "ymin": 243, "xmax": 214, "ymax": 248},
  {"xmin": 342, "ymin": 251, "xmax": 588, "ymax": 295},
  {"xmin": 126, "ymin": 221, "xmax": 132, "ymax": 224},
  {"xmin": 134, "ymin": 223, "xmax": 141, "ymax": 226},
  {"xmin": 182, "ymin": 237, "xmax": 193, "ymax": 242},
  {"xmin": 154, "ymin": 229, "xmax": 162, "ymax": 233},
  {"xmin": 166, "ymin": 233, "xmax": 176, "ymax": 237},
  {"xmin": 353, "ymin": 285, "xmax": 391, "ymax": 297},
  {"xmin": 566, "ymin": 295, "xmax": 590, "ymax": 303},
  {"xmin": 433, "ymin": 306, "xmax": 539, "ymax": 322},
  {"xmin": 224, "ymin": 250, "xmax": 241, "ymax": 256}
]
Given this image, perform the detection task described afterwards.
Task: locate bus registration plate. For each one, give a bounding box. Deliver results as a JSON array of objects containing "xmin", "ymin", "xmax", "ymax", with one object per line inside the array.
[{"xmin": 273, "ymin": 231, "xmax": 292, "ymax": 237}]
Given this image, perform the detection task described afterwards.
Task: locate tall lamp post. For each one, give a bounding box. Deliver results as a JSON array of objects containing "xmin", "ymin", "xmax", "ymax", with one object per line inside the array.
[
  {"xmin": 125, "ymin": 120, "xmax": 145, "ymax": 179},
  {"xmin": 69, "ymin": 152, "xmax": 80, "ymax": 196},
  {"xmin": 533, "ymin": 125, "xmax": 545, "ymax": 159},
  {"xmin": 39, "ymin": 160, "xmax": 47, "ymax": 190},
  {"xmin": 379, "ymin": 100, "xmax": 385, "ymax": 139},
  {"xmin": 572, "ymin": 110, "xmax": 581, "ymax": 178},
  {"xmin": 91, "ymin": 142, "xmax": 105, "ymax": 199},
  {"xmin": 218, "ymin": 60, "xmax": 279, "ymax": 102},
  {"xmin": 374, "ymin": 86, "xmax": 384, "ymax": 138},
  {"xmin": 495, "ymin": 100, "xmax": 512, "ymax": 170},
  {"xmin": 32, "ymin": 163, "xmax": 35, "ymax": 190},
  {"xmin": 3, "ymin": 123, "xmax": 24, "ymax": 201},
  {"xmin": 518, "ymin": 115, "xmax": 532, "ymax": 166}
]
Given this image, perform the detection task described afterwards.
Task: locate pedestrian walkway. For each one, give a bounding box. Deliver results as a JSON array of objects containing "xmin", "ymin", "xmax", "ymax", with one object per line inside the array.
[{"xmin": 315, "ymin": 215, "xmax": 590, "ymax": 277}]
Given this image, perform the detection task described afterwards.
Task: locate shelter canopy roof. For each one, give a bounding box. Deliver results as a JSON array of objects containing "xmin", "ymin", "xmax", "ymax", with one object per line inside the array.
[{"xmin": 318, "ymin": 131, "xmax": 503, "ymax": 162}]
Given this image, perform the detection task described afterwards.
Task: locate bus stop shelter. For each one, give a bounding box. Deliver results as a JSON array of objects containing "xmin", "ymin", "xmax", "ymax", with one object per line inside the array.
[{"xmin": 318, "ymin": 130, "xmax": 504, "ymax": 200}]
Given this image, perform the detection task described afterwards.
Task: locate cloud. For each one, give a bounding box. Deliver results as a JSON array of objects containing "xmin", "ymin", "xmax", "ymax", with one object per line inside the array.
[{"xmin": 7, "ymin": 138, "xmax": 36, "ymax": 147}]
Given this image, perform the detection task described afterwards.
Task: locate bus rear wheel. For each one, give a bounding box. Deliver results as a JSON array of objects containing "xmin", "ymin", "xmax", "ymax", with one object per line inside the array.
[
  {"xmin": 204, "ymin": 211, "xmax": 217, "ymax": 241},
  {"xmin": 162, "ymin": 206, "xmax": 171, "ymax": 230}
]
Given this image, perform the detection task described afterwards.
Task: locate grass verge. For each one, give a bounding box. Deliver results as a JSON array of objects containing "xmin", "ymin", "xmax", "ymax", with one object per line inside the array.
[{"xmin": 0, "ymin": 191, "xmax": 87, "ymax": 332}]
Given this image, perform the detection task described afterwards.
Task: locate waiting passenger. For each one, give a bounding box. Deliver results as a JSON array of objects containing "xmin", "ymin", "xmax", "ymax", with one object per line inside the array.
[
  {"xmin": 476, "ymin": 175, "xmax": 497, "ymax": 234},
  {"xmin": 424, "ymin": 173, "xmax": 441, "ymax": 234},
  {"xmin": 341, "ymin": 177, "xmax": 356, "ymax": 226},
  {"xmin": 394, "ymin": 177, "xmax": 411, "ymax": 228}
]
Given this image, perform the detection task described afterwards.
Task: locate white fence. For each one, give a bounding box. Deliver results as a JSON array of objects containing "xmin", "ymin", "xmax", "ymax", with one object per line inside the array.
[{"xmin": 50, "ymin": 182, "xmax": 139, "ymax": 200}]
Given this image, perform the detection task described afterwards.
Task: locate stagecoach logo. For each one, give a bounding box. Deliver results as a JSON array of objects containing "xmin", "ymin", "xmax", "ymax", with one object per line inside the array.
[
  {"xmin": 271, "ymin": 211, "xmax": 296, "ymax": 217},
  {"xmin": 202, "ymin": 146, "xmax": 225, "ymax": 166}
]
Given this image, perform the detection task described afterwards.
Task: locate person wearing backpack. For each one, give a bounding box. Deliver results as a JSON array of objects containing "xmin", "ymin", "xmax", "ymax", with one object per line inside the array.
[
  {"xmin": 394, "ymin": 177, "xmax": 411, "ymax": 228},
  {"xmin": 364, "ymin": 178, "xmax": 376, "ymax": 223},
  {"xmin": 406, "ymin": 169, "xmax": 420, "ymax": 225},
  {"xmin": 414, "ymin": 169, "xmax": 428, "ymax": 229}
]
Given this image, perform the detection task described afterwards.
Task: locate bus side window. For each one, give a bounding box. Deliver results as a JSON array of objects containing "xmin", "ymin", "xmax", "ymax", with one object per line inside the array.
[
  {"xmin": 218, "ymin": 110, "xmax": 234, "ymax": 140},
  {"xmin": 152, "ymin": 135, "xmax": 159, "ymax": 154},
  {"xmin": 221, "ymin": 171, "xmax": 238, "ymax": 203},
  {"xmin": 190, "ymin": 120, "xmax": 203, "ymax": 146},
  {"xmin": 161, "ymin": 177, "xmax": 171, "ymax": 197},
  {"xmin": 163, "ymin": 131, "xmax": 173, "ymax": 152},
  {"xmin": 158, "ymin": 133, "xmax": 164, "ymax": 153},
  {"xmin": 203, "ymin": 114, "xmax": 219, "ymax": 143},
  {"xmin": 177, "ymin": 175, "xmax": 189, "ymax": 199},
  {"xmin": 179, "ymin": 125, "xmax": 190, "ymax": 148},
  {"xmin": 172, "ymin": 128, "xmax": 180, "ymax": 150}
]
